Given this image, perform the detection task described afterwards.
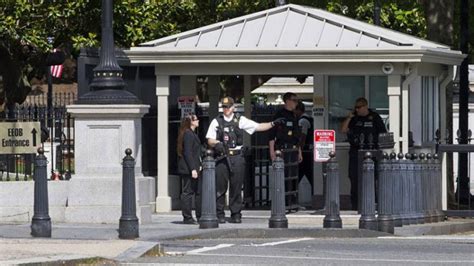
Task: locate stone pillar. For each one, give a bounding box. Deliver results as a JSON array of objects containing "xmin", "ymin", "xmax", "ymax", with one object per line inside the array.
[
  {"xmin": 65, "ymin": 104, "xmax": 153, "ymax": 223},
  {"xmin": 156, "ymin": 75, "xmax": 172, "ymax": 212}
]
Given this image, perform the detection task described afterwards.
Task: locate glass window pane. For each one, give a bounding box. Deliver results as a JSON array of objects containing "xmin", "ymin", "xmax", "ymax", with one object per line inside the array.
[
  {"xmin": 328, "ymin": 76, "xmax": 365, "ymax": 142},
  {"xmin": 369, "ymin": 76, "xmax": 388, "ymax": 111},
  {"xmin": 369, "ymin": 76, "xmax": 389, "ymax": 129}
]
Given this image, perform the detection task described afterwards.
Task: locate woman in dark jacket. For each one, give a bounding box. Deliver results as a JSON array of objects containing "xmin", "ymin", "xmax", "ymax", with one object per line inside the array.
[{"xmin": 177, "ymin": 113, "xmax": 202, "ymax": 224}]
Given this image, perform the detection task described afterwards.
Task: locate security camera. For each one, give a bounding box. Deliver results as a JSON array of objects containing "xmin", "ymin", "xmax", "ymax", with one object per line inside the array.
[{"xmin": 382, "ymin": 63, "xmax": 394, "ymax": 75}]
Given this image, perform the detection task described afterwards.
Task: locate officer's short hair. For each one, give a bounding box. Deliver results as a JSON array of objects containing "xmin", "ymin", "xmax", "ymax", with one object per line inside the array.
[
  {"xmin": 283, "ymin": 92, "xmax": 297, "ymax": 103},
  {"xmin": 355, "ymin": 97, "xmax": 368, "ymax": 106},
  {"xmin": 295, "ymin": 101, "xmax": 305, "ymax": 112}
]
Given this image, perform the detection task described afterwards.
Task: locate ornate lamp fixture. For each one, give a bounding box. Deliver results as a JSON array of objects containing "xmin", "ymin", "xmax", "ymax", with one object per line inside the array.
[{"xmin": 77, "ymin": 0, "xmax": 140, "ymax": 104}]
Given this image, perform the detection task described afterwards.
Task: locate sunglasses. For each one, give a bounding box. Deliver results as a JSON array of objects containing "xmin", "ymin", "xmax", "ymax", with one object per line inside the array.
[
  {"xmin": 354, "ymin": 105, "xmax": 366, "ymax": 109},
  {"xmin": 191, "ymin": 117, "xmax": 199, "ymax": 121},
  {"xmin": 222, "ymin": 105, "xmax": 233, "ymax": 109}
]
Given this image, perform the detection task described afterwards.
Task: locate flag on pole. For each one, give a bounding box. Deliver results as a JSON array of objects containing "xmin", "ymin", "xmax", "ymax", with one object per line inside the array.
[{"xmin": 50, "ymin": 49, "xmax": 63, "ymax": 78}]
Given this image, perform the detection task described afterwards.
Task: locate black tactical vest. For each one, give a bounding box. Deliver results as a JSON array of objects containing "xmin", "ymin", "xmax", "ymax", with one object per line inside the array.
[
  {"xmin": 275, "ymin": 117, "xmax": 299, "ymax": 148},
  {"xmin": 216, "ymin": 114, "xmax": 243, "ymax": 149}
]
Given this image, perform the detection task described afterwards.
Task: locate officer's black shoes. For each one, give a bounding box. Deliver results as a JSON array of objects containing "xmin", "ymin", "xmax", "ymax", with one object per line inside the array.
[
  {"xmin": 229, "ymin": 215, "xmax": 242, "ymax": 224},
  {"xmin": 218, "ymin": 217, "xmax": 226, "ymax": 224},
  {"xmin": 183, "ymin": 218, "xmax": 197, "ymax": 225}
]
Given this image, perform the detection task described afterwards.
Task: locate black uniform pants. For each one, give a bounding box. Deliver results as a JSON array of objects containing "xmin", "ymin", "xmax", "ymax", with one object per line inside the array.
[
  {"xmin": 298, "ymin": 150, "xmax": 314, "ymax": 191},
  {"xmin": 215, "ymin": 154, "xmax": 245, "ymax": 219},
  {"xmin": 348, "ymin": 151, "xmax": 359, "ymax": 210},
  {"xmin": 180, "ymin": 174, "xmax": 201, "ymax": 221}
]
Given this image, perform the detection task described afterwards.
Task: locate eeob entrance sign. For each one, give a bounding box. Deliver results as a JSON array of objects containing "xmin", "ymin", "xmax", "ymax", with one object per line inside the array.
[
  {"xmin": 314, "ymin": 129, "xmax": 336, "ymax": 162},
  {"xmin": 0, "ymin": 122, "xmax": 41, "ymax": 154}
]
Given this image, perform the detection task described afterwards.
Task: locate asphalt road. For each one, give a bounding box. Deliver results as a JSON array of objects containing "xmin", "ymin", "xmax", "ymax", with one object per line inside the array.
[{"xmin": 128, "ymin": 235, "xmax": 474, "ymax": 265}]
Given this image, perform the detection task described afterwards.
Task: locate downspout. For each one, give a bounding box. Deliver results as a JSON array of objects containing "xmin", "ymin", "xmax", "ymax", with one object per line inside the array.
[
  {"xmin": 401, "ymin": 64, "xmax": 418, "ymax": 153},
  {"xmin": 438, "ymin": 67, "xmax": 454, "ymax": 210}
]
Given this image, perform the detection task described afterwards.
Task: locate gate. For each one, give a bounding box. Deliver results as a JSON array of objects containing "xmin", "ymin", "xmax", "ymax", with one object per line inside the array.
[
  {"xmin": 0, "ymin": 93, "xmax": 75, "ymax": 181},
  {"xmin": 436, "ymin": 129, "xmax": 474, "ymax": 217}
]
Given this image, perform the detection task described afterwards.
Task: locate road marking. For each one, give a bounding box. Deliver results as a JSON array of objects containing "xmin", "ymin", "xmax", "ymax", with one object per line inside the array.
[
  {"xmin": 378, "ymin": 236, "xmax": 474, "ymax": 240},
  {"xmin": 186, "ymin": 244, "xmax": 234, "ymax": 255},
  {"xmin": 246, "ymin": 238, "xmax": 314, "ymax": 247},
  {"xmin": 190, "ymin": 253, "xmax": 474, "ymax": 263}
]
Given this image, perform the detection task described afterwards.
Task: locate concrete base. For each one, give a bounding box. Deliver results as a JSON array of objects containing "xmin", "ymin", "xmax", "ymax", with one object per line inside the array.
[
  {"xmin": 65, "ymin": 175, "xmax": 154, "ymax": 224},
  {"xmin": 0, "ymin": 181, "xmax": 68, "ymax": 223},
  {"xmin": 155, "ymin": 196, "xmax": 172, "ymax": 213}
]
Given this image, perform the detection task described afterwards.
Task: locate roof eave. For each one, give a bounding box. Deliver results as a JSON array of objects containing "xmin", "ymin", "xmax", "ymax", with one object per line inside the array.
[{"xmin": 126, "ymin": 49, "xmax": 465, "ymax": 65}]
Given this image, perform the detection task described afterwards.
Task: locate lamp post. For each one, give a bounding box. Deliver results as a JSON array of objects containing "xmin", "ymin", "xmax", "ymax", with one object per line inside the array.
[{"xmin": 76, "ymin": 0, "xmax": 139, "ymax": 104}]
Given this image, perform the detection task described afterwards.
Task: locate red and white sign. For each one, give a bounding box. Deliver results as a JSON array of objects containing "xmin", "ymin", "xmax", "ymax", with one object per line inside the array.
[
  {"xmin": 314, "ymin": 129, "xmax": 336, "ymax": 162},
  {"xmin": 177, "ymin": 96, "xmax": 196, "ymax": 118}
]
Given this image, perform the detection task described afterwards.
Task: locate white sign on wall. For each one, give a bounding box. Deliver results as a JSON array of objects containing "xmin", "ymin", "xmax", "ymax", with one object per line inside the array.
[
  {"xmin": 178, "ymin": 96, "xmax": 196, "ymax": 118},
  {"xmin": 314, "ymin": 129, "xmax": 336, "ymax": 162}
]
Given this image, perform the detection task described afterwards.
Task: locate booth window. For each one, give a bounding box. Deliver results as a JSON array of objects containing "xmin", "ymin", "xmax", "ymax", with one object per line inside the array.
[
  {"xmin": 421, "ymin": 76, "xmax": 439, "ymax": 143},
  {"xmin": 328, "ymin": 76, "xmax": 388, "ymax": 142}
]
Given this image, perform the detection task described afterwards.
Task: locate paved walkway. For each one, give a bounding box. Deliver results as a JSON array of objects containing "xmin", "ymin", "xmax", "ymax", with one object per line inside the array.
[{"xmin": 0, "ymin": 210, "xmax": 472, "ymax": 265}]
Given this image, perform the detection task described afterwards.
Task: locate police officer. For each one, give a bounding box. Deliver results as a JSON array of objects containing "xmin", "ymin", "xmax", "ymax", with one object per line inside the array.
[
  {"xmin": 295, "ymin": 101, "xmax": 314, "ymax": 194},
  {"xmin": 268, "ymin": 92, "xmax": 303, "ymax": 211},
  {"xmin": 341, "ymin": 97, "xmax": 386, "ymax": 210},
  {"xmin": 206, "ymin": 97, "xmax": 284, "ymax": 223}
]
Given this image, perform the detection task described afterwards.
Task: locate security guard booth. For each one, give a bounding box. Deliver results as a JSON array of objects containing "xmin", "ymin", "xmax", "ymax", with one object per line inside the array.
[{"xmin": 126, "ymin": 4, "xmax": 465, "ymax": 212}]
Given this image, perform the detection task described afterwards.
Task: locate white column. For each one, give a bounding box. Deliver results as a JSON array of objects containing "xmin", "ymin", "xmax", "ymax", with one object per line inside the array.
[
  {"xmin": 243, "ymin": 75, "xmax": 252, "ymax": 146},
  {"xmin": 387, "ymin": 75, "xmax": 401, "ymax": 153},
  {"xmin": 313, "ymin": 74, "xmax": 325, "ymax": 198},
  {"xmin": 401, "ymin": 66, "xmax": 418, "ymax": 153},
  {"xmin": 156, "ymin": 74, "xmax": 172, "ymax": 212},
  {"xmin": 208, "ymin": 76, "xmax": 220, "ymax": 121},
  {"xmin": 439, "ymin": 67, "xmax": 453, "ymax": 210}
]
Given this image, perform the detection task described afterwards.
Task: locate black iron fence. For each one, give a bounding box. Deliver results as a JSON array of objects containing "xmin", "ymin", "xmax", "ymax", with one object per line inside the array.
[
  {"xmin": 436, "ymin": 129, "xmax": 474, "ymax": 217},
  {"xmin": 0, "ymin": 93, "xmax": 75, "ymax": 181}
]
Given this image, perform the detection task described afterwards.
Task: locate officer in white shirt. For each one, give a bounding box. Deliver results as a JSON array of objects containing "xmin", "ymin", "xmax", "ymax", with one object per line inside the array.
[{"xmin": 206, "ymin": 97, "xmax": 285, "ymax": 223}]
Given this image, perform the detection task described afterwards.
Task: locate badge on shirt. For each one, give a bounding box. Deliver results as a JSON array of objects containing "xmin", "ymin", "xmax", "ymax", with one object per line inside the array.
[
  {"xmin": 286, "ymin": 121, "xmax": 293, "ymax": 127},
  {"xmin": 288, "ymin": 130, "xmax": 293, "ymax": 136},
  {"xmin": 233, "ymin": 118, "xmax": 238, "ymax": 123},
  {"xmin": 224, "ymin": 127, "xmax": 230, "ymax": 132}
]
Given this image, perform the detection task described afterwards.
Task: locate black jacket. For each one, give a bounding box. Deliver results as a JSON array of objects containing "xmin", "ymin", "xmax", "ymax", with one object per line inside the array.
[{"xmin": 178, "ymin": 129, "xmax": 202, "ymax": 175}]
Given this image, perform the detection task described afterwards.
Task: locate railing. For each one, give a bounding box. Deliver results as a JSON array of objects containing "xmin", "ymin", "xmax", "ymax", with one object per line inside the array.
[
  {"xmin": 0, "ymin": 92, "xmax": 75, "ymax": 181},
  {"xmin": 436, "ymin": 129, "xmax": 474, "ymax": 217}
]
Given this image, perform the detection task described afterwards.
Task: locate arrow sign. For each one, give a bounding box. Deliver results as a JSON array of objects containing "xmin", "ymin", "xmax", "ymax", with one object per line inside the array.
[{"xmin": 31, "ymin": 128, "xmax": 37, "ymax": 147}]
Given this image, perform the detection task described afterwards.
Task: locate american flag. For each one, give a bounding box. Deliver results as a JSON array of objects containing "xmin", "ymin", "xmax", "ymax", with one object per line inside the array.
[{"xmin": 50, "ymin": 49, "xmax": 63, "ymax": 78}]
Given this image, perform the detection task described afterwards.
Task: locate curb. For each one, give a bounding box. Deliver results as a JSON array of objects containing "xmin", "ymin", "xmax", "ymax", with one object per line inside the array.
[{"xmin": 395, "ymin": 220, "xmax": 474, "ymax": 236}]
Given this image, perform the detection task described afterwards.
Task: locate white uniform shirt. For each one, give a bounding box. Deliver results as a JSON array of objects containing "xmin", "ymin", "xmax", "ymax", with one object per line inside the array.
[{"xmin": 206, "ymin": 113, "xmax": 259, "ymax": 150}]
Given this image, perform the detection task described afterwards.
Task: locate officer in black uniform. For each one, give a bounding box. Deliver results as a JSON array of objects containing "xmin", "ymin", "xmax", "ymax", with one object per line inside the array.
[
  {"xmin": 206, "ymin": 97, "xmax": 285, "ymax": 223},
  {"xmin": 341, "ymin": 97, "xmax": 386, "ymax": 210},
  {"xmin": 269, "ymin": 92, "xmax": 303, "ymax": 211},
  {"xmin": 295, "ymin": 101, "xmax": 314, "ymax": 193}
]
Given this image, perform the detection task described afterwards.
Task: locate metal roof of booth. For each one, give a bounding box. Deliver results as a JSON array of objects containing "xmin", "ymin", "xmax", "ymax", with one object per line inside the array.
[{"xmin": 128, "ymin": 4, "xmax": 464, "ymax": 65}]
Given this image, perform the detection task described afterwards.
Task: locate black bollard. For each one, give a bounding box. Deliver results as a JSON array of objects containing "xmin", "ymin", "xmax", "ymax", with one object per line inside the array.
[
  {"xmin": 323, "ymin": 151, "xmax": 342, "ymax": 228},
  {"xmin": 425, "ymin": 153, "xmax": 435, "ymax": 223},
  {"xmin": 119, "ymin": 148, "xmax": 139, "ymax": 239},
  {"xmin": 359, "ymin": 152, "xmax": 378, "ymax": 231},
  {"xmin": 269, "ymin": 150, "xmax": 288, "ymax": 228},
  {"xmin": 433, "ymin": 154, "xmax": 444, "ymax": 222},
  {"xmin": 377, "ymin": 153, "xmax": 394, "ymax": 233},
  {"xmin": 31, "ymin": 147, "xmax": 51, "ymax": 237},
  {"xmin": 400, "ymin": 153, "xmax": 410, "ymax": 225},
  {"xmin": 415, "ymin": 154, "xmax": 425, "ymax": 224},
  {"xmin": 392, "ymin": 152, "xmax": 403, "ymax": 227},
  {"xmin": 405, "ymin": 153, "xmax": 416, "ymax": 224},
  {"xmin": 199, "ymin": 150, "xmax": 219, "ymax": 229}
]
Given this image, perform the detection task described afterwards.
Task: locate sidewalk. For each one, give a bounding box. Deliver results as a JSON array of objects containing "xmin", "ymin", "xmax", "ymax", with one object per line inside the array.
[{"xmin": 1, "ymin": 210, "xmax": 473, "ymax": 265}]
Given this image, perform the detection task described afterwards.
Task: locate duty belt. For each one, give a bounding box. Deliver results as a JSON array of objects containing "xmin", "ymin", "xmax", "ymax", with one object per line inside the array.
[
  {"xmin": 228, "ymin": 149, "xmax": 241, "ymax": 156},
  {"xmin": 277, "ymin": 144, "xmax": 297, "ymax": 149}
]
